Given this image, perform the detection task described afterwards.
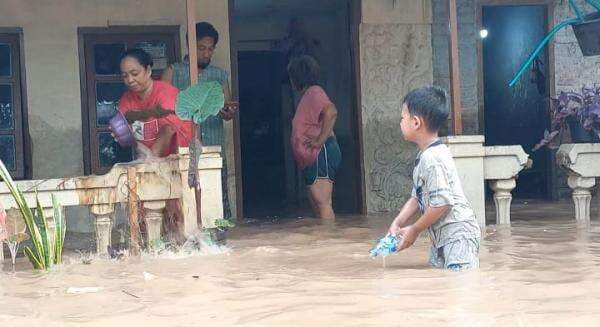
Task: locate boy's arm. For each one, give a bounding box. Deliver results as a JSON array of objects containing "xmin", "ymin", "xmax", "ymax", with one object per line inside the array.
[
  {"xmin": 398, "ymin": 205, "xmax": 450, "ymax": 250},
  {"xmin": 389, "ymin": 197, "xmax": 419, "ymax": 235}
]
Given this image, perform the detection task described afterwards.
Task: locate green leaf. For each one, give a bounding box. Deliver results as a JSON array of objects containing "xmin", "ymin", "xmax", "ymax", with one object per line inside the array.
[
  {"xmin": 176, "ymin": 82, "xmax": 224, "ymax": 124},
  {"xmin": 24, "ymin": 246, "xmax": 45, "ymax": 270},
  {"xmin": 214, "ymin": 219, "xmax": 235, "ymax": 229},
  {"xmin": 34, "ymin": 194, "xmax": 52, "ymax": 267},
  {"xmin": 52, "ymin": 194, "xmax": 66, "ymax": 265}
]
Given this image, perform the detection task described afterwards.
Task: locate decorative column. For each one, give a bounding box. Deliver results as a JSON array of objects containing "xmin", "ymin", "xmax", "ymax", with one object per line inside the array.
[
  {"xmin": 90, "ymin": 204, "xmax": 115, "ymax": 255},
  {"xmin": 567, "ymin": 175, "xmax": 596, "ymax": 222},
  {"xmin": 489, "ymin": 179, "xmax": 517, "ymax": 225},
  {"xmin": 143, "ymin": 200, "xmax": 166, "ymax": 250}
]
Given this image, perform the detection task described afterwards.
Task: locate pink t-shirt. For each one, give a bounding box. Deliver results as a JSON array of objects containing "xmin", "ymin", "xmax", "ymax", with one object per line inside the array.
[
  {"xmin": 291, "ymin": 86, "xmax": 333, "ymax": 169},
  {"xmin": 119, "ymin": 80, "xmax": 193, "ymax": 156}
]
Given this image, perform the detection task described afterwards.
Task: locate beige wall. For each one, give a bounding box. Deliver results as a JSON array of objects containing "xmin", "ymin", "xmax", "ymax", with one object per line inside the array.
[
  {"xmin": 0, "ymin": 0, "xmax": 236, "ymax": 215},
  {"xmin": 360, "ymin": 0, "xmax": 434, "ymax": 213}
]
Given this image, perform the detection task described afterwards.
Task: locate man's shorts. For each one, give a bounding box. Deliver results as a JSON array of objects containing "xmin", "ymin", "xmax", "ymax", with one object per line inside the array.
[
  {"xmin": 429, "ymin": 238, "xmax": 480, "ymax": 271},
  {"xmin": 302, "ymin": 136, "xmax": 342, "ymax": 186}
]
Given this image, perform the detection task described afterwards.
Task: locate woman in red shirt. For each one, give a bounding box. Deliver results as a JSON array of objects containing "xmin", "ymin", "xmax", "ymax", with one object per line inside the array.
[
  {"xmin": 116, "ymin": 48, "xmax": 192, "ymax": 243},
  {"xmin": 117, "ymin": 48, "xmax": 192, "ymax": 158}
]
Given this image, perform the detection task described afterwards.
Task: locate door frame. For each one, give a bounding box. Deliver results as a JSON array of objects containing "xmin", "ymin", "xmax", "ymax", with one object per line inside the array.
[
  {"xmin": 228, "ymin": 0, "xmax": 367, "ymax": 217},
  {"xmin": 477, "ymin": 0, "xmax": 558, "ymax": 199}
]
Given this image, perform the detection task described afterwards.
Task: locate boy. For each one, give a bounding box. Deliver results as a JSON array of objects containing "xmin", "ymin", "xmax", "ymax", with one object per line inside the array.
[{"xmin": 388, "ymin": 85, "xmax": 481, "ymax": 270}]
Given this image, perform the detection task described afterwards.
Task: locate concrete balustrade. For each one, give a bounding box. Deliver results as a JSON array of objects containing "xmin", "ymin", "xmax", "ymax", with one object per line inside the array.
[{"xmin": 0, "ymin": 146, "xmax": 223, "ymax": 258}]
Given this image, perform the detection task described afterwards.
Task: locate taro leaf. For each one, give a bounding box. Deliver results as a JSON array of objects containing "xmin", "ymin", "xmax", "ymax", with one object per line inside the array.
[{"xmin": 176, "ymin": 82, "xmax": 224, "ymax": 125}]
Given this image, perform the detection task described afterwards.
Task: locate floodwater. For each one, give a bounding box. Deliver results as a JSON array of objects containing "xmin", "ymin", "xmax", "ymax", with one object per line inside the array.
[{"xmin": 1, "ymin": 200, "xmax": 600, "ymax": 326}]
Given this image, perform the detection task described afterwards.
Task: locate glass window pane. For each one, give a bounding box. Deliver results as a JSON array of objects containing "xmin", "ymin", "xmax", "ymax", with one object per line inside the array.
[
  {"xmin": 96, "ymin": 82, "xmax": 126, "ymax": 126},
  {"xmin": 0, "ymin": 84, "xmax": 13, "ymax": 129},
  {"xmin": 134, "ymin": 41, "xmax": 168, "ymax": 71},
  {"xmin": 98, "ymin": 132, "xmax": 133, "ymax": 168},
  {"xmin": 0, "ymin": 43, "xmax": 10, "ymax": 77},
  {"xmin": 94, "ymin": 43, "xmax": 125, "ymax": 75},
  {"xmin": 0, "ymin": 135, "xmax": 16, "ymax": 170}
]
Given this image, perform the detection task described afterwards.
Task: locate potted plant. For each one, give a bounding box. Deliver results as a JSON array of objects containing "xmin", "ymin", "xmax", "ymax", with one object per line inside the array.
[{"xmin": 534, "ymin": 85, "xmax": 600, "ymax": 151}]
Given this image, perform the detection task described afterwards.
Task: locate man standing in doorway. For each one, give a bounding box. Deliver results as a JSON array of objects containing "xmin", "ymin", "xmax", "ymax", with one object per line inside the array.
[{"xmin": 162, "ymin": 21, "xmax": 237, "ymax": 221}]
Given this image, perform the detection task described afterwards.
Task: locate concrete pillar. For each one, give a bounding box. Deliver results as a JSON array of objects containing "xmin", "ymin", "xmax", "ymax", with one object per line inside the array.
[
  {"xmin": 567, "ymin": 175, "xmax": 596, "ymax": 222},
  {"xmin": 443, "ymin": 135, "xmax": 486, "ymax": 231},
  {"xmin": 90, "ymin": 204, "xmax": 115, "ymax": 255},
  {"xmin": 489, "ymin": 178, "xmax": 516, "ymax": 225},
  {"xmin": 143, "ymin": 200, "xmax": 166, "ymax": 250}
]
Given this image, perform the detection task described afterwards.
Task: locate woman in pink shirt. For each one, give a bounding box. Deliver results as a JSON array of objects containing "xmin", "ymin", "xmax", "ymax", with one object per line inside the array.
[{"xmin": 289, "ymin": 56, "xmax": 342, "ymax": 219}]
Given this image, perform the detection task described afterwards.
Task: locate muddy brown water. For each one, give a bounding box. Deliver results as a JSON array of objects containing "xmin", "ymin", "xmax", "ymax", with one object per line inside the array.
[{"xmin": 1, "ymin": 201, "xmax": 600, "ymax": 326}]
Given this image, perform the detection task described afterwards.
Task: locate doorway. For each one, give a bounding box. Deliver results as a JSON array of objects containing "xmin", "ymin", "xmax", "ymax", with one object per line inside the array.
[
  {"xmin": 231, "ymin": 0, "xmax": 364, "ymax": 218},
  {"xmin": 481, "ymin": 4, "xmax": 553, "ymax": 199}
]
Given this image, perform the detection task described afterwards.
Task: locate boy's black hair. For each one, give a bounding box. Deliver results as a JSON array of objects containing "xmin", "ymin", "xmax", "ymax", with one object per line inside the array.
[
  {"xmin": 120, "ymin": 48, "xmax": 153, "ymax": 68},
  {"xmin": 403, "ymin": 85, "xmax": 449, "ymax": 132},
  {"xmin": 186, "ymin": 22, "xmax": 219, "ymax": 45},
  {"xmin": 287, "ymin": 55, "xmax": 320, "ymax": 91}
]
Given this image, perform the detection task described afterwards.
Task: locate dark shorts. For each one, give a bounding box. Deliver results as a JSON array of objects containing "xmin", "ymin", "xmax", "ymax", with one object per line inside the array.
[{"xmin": 302, "ymin": 136, "xmax": 342, "ymax": 186}]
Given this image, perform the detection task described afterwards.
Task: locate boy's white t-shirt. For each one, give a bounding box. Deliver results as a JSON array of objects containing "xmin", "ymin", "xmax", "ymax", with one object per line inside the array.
[{"xmin": 412, "ymin": 141, "xmax": 481, "ymax": 248}]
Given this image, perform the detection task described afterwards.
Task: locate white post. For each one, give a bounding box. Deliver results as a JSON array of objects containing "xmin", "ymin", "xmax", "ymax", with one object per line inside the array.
[
  {"xmin": 90, "ymin": 204, "xmax": 115, "ymax": 255},
  {"xmin": 567, "ymin": 175, "xmax": 595, "ymax": 222},
  {"xmin": 489, "ymin": 178, "xmax": 516, "ymax": 225},
  {"xmin": 143, "ymin": 200, "xmax": 166, "ymax": 249}
]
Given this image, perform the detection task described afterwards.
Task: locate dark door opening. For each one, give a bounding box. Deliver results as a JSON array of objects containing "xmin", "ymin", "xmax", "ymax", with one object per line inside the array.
[
  {"xmin": 238, "ymin": 51, "xmax": 286, "ymax": 218},
  {"xmin": 232, "ymin": 0, "xmax": 364, "ymax": 219},
  {"xmin": 482, "ymin": 5, "xmax": 552, "ymax": 199}
]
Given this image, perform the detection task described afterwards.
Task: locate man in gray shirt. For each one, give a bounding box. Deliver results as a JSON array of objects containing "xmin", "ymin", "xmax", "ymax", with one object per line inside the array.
[
  {"xmin": 388, "ymin": 85, "xmax": 480, "ymax": 271},
  {"xmin": 162, "ymin": 22, "xmax": 237, "ymax": 220}
]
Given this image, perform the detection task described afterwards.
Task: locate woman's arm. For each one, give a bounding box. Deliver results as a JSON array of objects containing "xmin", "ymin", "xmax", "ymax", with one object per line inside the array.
[
  {"xmin": 306, "ymin": 103, "xmax": 337, "ymax": 149},
  {"xmin": 124, "ymin": 105, "xmax": 174, "ymax": 124}
]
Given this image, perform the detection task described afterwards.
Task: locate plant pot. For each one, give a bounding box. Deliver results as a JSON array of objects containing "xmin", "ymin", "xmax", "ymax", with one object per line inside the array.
[
  {"xmin": 572, "ymin": 12, "xmax": 600, "ymax": 56},
  {"xmin": 567, "ymin": 116, "xmax": 599, "ymax": 143}
]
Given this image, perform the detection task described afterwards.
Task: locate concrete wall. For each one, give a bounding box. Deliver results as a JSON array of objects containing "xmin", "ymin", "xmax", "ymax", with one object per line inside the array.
[
  {"xmin": 360, "ymin": 0, "xmax": 433, "ymax": 213},
  {"xmin": 553, "ymin": 0, "xmax": 600, "ymax": 92},
  {"xmin": 431, "ymin": 0, "xmax": 479, "ymax": 135}
]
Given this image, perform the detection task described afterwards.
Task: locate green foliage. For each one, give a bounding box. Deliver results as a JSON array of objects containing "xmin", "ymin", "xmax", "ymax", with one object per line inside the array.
[
  {"xmin": 0, "ymin": 160, "xmax": 66, "ymax": 270},
  {"xmin": 176, "ymin": 82, "xmax": 225, "ymax": 124}
]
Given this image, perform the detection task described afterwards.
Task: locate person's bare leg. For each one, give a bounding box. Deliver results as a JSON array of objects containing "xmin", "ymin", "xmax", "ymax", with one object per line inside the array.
[
  {"xmin": 151, "ymin": 125, "xmax": 176, "ymax": 157},
  {"xmin": 306, "ymin": 189, "xmax": 318, "ymax": 217},
  {"xmin": 308, "ymin": 179, "xmax": 335, "ymax": 219}
]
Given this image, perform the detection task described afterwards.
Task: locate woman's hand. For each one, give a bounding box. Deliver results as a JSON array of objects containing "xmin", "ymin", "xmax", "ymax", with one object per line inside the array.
[{"xmin": 304, "ymin": 136, "xmax": 325, "ymax": 150}]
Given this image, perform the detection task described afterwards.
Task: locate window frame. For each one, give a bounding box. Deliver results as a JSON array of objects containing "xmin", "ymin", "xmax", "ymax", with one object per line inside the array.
[{"xmin": 0, "ymin": 28, "xmax": 30, "ymax": 179}]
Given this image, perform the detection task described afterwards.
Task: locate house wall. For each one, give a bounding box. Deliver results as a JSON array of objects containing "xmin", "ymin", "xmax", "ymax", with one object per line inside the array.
[
  {"xmin": 554, "ymin": 0, "xmax": 600, "ymax": 92},
  {"xmin": 432, "ymin": 0, "xmax": 479, "ymax": 135},
  {"xmin": 0, "ymin": 0, "xmax": 234, "ymax": 231},
  {"xmin": 360, "ymin": 0, "xmax": 434, "ymax": 212}
]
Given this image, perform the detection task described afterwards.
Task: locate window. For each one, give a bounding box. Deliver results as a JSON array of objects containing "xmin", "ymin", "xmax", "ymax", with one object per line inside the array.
[
  {"xmin": 79, "ymin": 27, "xmax": 180, "ymax": 175},
  {"xmin": 0, "ymin": 31, "xmax": 28, "ymax": 179}
]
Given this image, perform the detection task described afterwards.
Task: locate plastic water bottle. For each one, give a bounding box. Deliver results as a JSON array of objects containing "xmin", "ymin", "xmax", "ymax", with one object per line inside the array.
[{"xmin": 369, "ymin": 234, "xmax": 403, "ymax": 258}]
